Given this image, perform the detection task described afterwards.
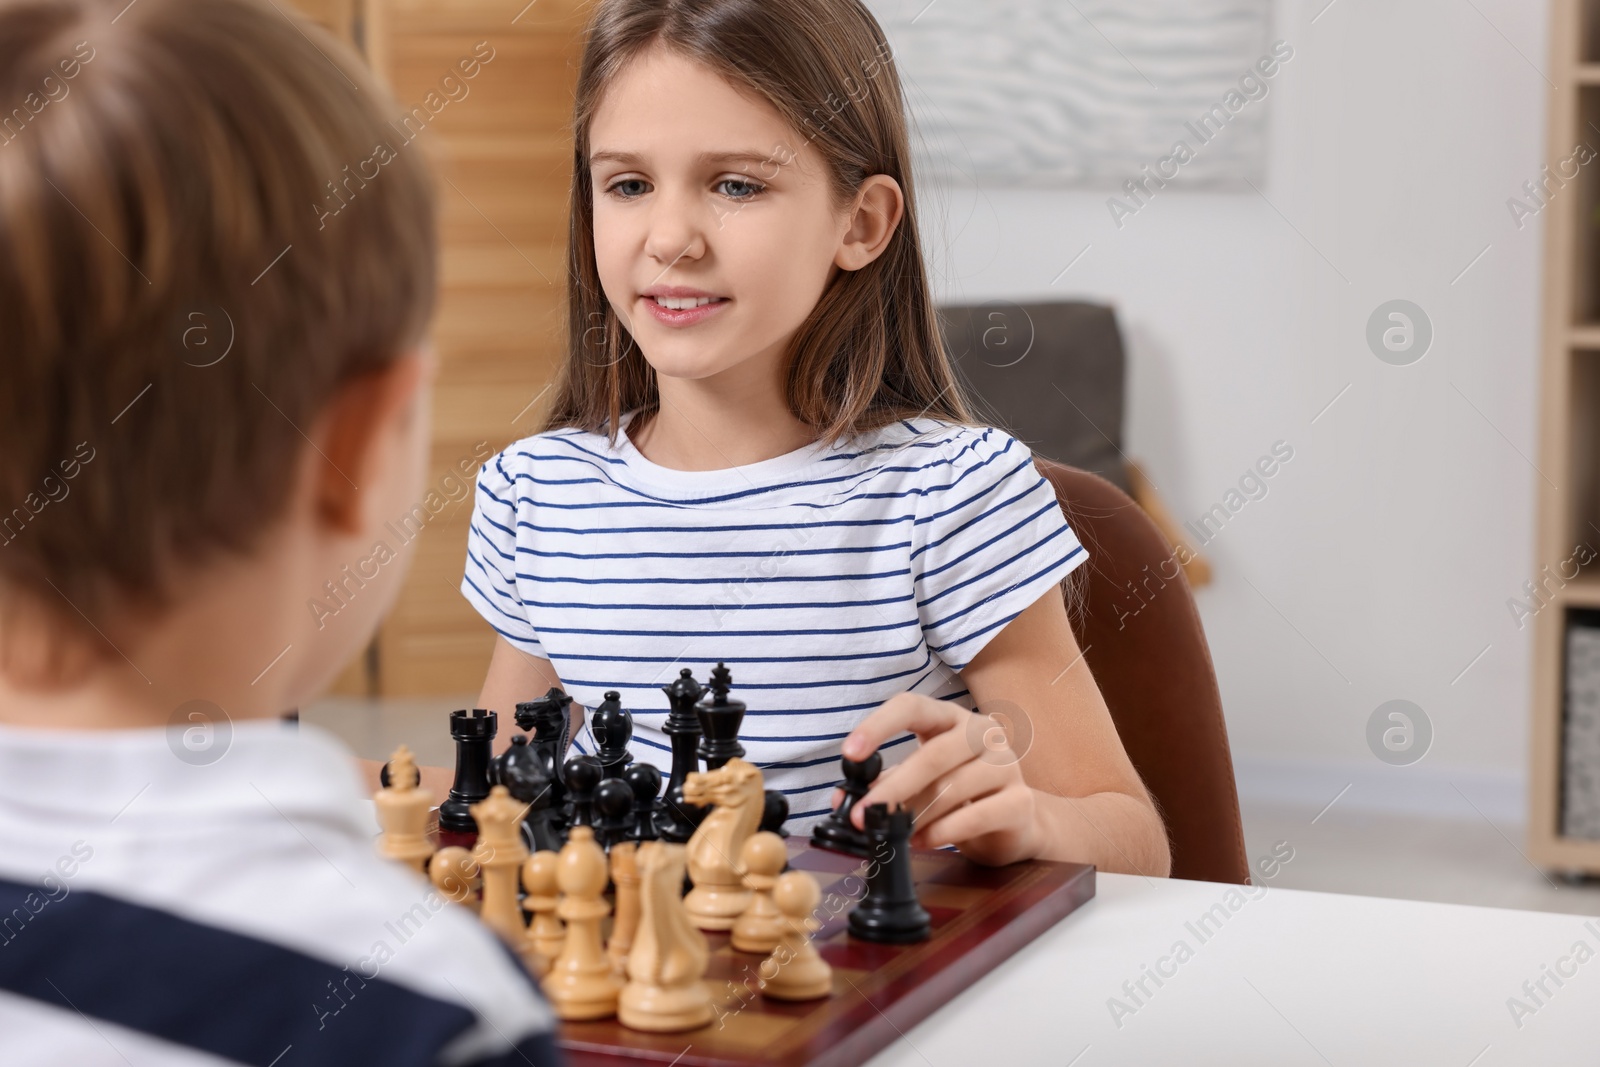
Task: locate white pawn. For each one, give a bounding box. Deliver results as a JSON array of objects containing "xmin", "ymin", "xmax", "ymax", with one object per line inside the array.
[
  {"xmin": 731, "ymin": 831, "xmax": 786, "ymax": 954},
  {"xmin": 521, "ymin": 850, "xmax": 565, "ymax": 963},
  {"xmin": 760, "ymin": 871, "xmax": 832, "ymax": 1001},
  {"xmin": 429, "ymin": 847, "xmax": 480, "ymax": 911}
]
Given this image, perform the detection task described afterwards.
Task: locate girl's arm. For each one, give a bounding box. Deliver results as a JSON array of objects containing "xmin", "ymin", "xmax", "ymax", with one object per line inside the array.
[
  {"xmin": 841, "ymin": 587, "xmax": 1173, "ymax": 874},
  {"xmin": 468, "ymin": 636, "xmax": 587, "ymax": 787},
  {"xmin": 476, "ymin": 634, "xmax": 567, "ymax": 723}
]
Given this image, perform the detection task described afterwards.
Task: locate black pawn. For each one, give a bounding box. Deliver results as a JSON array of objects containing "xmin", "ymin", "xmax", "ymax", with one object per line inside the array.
[
  {"xmin": 847, "ymin": 803, "xmax": 930, "ymax": 944},
  {"xmin": 439, "ymin": 709, "xmax": 497, "ymax": 841},
  {"xmin": 564, "ymin": 754, "xmax": 603, "ymax": 830},
  {"xmin": 810, "ymin": 750, "xmax": 882, "ymax": 857},
  {"xmin": 657, "ymin": 668, "xmax": 707, "ymax": 843},
  {"xmin": 593, "ymin": 778, "xmax": 635, "ymax": 851},
  {"xmin": 760, "ymin": 790, "xmax": 790, "ymax": 838},
  {"xmin": 591, "ymin": 690, "xmax": 634, "ymax": 779},
  {"xmin": 695, "ymin": 662, "xmax": 746, "ymax": 770},
  {"xmin": 624, "ymin": 763, "xmax": 663, "ymax": 843}
]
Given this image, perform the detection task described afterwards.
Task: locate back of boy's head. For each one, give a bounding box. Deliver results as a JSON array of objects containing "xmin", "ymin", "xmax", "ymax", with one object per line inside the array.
[{"xmin": 0, "ymin": 0, "xmax": 437, "ymax": 659}]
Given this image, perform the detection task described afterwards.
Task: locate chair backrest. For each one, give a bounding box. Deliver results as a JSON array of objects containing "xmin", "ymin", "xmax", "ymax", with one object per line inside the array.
[
  {"xmin": 939, "ymin": 300, "xmax": 1131, "ymax": 493},
  {"xmin": 1037, "ymin": 457, "xmax": 1250, "ymax": 884}
]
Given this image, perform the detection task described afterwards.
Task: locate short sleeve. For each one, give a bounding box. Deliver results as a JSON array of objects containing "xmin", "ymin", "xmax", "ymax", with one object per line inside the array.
[
  {"xmin": 460, "ymin": 450, "xmax": 545, "ymax": 655},
  {"xmin": 911, "ymin": 428, "xmax": 1088, "ymax": 672}
]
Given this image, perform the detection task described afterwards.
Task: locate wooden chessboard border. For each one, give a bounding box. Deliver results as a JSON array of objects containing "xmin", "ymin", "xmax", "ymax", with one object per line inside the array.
[{"xmin": 557, "ymin": 839, "xmax": 1096, "ymax": 1067}]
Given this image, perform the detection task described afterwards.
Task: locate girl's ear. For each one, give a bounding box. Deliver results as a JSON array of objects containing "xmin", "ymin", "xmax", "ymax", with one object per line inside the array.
[{"xmin": 836, "ymin": 174, "xmax": 905, "ymax": 272}]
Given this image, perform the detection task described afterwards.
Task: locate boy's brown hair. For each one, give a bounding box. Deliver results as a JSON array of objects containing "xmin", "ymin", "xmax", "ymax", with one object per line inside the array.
[
  {"xmin": 543, "ymin": 0, "xmax": 980, "ymax": 448},
  {"xmin": 0, "ymin": 0, "xmax": 437, "ymax": 658}
]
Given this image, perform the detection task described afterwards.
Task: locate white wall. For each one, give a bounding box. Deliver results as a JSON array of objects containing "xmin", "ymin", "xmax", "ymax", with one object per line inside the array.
[{"xmin": 913, "ymin": 0, "xmax": 1550, "ymax": 821}]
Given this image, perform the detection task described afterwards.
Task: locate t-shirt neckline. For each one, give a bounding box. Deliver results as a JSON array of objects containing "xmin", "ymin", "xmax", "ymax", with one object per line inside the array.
[{"xmin": 612, "ymin": 409, "xmax": 842, "ymax": 490}]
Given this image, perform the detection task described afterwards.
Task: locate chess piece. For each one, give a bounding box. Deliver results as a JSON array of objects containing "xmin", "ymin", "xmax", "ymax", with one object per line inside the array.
[
  {"xmin": 375, "ymin": 745, "xmax": 435, "ymax": 873},
  {"xmin": 428, "ymin": 847, "xmax": 480, "ymax": 911},
  {"xmin": 521, "ymin": 851, "xmax": 565, "ymax": 961},
  {"xmin": 619, "ymin": 841, "xmax": 715, "ymax": 1032},
  {"xmin": 607, "ymin": 841, "xmax": 642, "ymax": 975},
  {"xmin": 516, "ymin": 687, "xmax": 573, "ymax": 822},
  {"xmin": 439, "ymin": 709, "xmax": 497, "ymax": 848},
  {"xmin": 810, "ymin": 750, "xmax": 882, "ymax": 857},
  {"xmin": 594, "ymin": 777, "xmax": 635, "ymax": 851},
  {"xmin": 847, "ymin": 803, "xmax": 931, "ymax": 944},
  {"xmin": 564, "ymin": 754, "xmax": 603, "ymax": 830},
  {"xmin": 541, "ymin": 826, "xmax": 623, "ymax": 1020},
  {"xmin": 591, "ymin": 690, "xmax": 634, "ymax": 779},
  {"xmin": 759, "ymin": 790, "xmax": 790, "ymax": 838},
  {"xmin": 624, "ymin": 762, "xmax": 663, "ymax": 843},
  {"xmin": 759, "ymin": 870, "xmax": 832, "ymax": 1001},
  {"xmin": 499, "ymin": 739, "xmax": 564, "ymax": 853},
  {"xmin": 731, "ymin": 831, "xmax": 787, "ymax": 954},
  {"xmin": 694, "ymin": 662, "xmax": 746, "ymax": 770},
  {"xmin": 471, "ymin": 786, "xmax": 541, "ymax": 974},
  {"xmin": 656, "ymin": 669, "xmax": 706, "ymax": 843},
  {"xmin": 683, "ymin": 758, "xmax": 764, "ymax": 930}
]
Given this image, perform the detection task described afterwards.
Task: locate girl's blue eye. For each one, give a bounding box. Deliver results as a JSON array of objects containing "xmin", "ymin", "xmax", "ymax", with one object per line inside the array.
[
  {"xmin": 717, "ymin": 177, "xmax": 765, "ymax": 200},
  {"xmin": 607, "ymin": 179, "xmax": 649, "ymax": 199}
]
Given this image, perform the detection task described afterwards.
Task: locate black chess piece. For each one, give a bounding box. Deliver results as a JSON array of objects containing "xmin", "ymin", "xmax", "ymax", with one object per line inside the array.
[
  {"xmin": 656, "ymin": 668, "xmax": 708, "ymax": 843},
  {"xmin": 760, "ymin": 790, "xmax": 790, "ymax": 838},
  {"xmin": 489, "ymin": 733, "xmax": 529, "ymax": 789},
  {"xmin": 590, "ymin": 690, "xmax": 634, "ymax": 779},
  {"xmin": 438, "ymin": 708, "xmax": 497, "ymax": 845},
  {"xmin": 847, "ymin": 803, "xmax": 931, "ymax": 944},
  {"xmin": 695, "ymin": 662, "xmax": 746, "ymax": 770},
  {"xmin": 810, "ymin": 750, "xmax": 882, "ymax": 857},
  {"xmin": 515, "ymin": 687, "xmax": 572, "ymax": 821},
  {"xmin": 495, "ymin": 736, "xmax": 564, "ymax": 853},
  {"xmin": 593, "ymin": 777, "xmax": 635, "ymax": 850},
  {"xmin": 563, "ymin": 754, "xmax": 603, "ymax": 830},
  {"xmin": 623, "ymin": 762, "xmax": 663, "ymax": 843}
]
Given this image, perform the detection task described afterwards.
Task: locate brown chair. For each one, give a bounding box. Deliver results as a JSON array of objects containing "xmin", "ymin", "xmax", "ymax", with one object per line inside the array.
[{"xmin": 1036, "ymin": 457, "xmax": 1250, "ymax": 885}]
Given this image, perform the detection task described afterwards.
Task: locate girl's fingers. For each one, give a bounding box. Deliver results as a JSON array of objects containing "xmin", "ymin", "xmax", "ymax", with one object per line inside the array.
[
  {"xmin": 917, "ymin": 786, "xmax": 1032, "ymax": 851},
  {"xmin": 905, "ymin": 758, "xmax": 1009, "ymax": 833},
  {"xmin": 841, "ymin": 693, "xmax": 963, "ymax": 762},
  {"xmin": 852, "ymin": 726, "xmax": 975, "ymax": 827}
]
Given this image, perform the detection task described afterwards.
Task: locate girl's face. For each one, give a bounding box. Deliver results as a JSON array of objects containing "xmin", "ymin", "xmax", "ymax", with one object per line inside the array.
[{"xmin": 587, "ymin": 47, "xmax": 856, "ymax": 390}]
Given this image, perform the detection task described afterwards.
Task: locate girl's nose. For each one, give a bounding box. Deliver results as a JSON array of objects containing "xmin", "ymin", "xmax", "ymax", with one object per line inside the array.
[{"xmin": 644, "ymin": 190, "xmax": 709, "ymax": 264}]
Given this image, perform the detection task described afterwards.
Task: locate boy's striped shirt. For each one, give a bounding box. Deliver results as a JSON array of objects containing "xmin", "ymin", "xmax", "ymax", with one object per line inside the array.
[
  {"xmin": 0, "ymin": 721, "xmax": 559, "ymax": 1067},
  {"xmin": 461, "ymin": 414, "xmax": 1089, "ymax": 829}
]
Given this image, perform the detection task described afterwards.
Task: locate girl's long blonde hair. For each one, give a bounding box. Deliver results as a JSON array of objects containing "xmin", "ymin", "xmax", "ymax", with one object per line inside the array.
[{"xmin": 541, "ymin": 0, "xmax": 978, "ymax": 448}]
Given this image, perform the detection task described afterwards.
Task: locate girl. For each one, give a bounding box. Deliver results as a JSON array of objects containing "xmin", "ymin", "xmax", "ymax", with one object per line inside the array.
[{"xmin": 463, "ymin": 0, "xmax": 1169, "ymax": 874}]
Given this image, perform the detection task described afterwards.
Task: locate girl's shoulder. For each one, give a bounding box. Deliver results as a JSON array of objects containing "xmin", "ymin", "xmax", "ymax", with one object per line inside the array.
[
  {"xmin": 479, "ymin": 424, "xmax": 627, "ymax": 483},
  {"xmin": 864, "ymin": 418, "xmax": 1031, "ymax": 477}
]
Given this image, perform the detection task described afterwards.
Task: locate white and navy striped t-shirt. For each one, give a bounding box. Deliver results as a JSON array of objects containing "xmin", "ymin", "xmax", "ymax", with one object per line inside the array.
[
  {"xmin": 0, "ymin": 720, "xmax": 558, "ymax": 1067},
  {"xmin": 461, "ymin": 412, "xmax": 1088, "ymax": 829}
]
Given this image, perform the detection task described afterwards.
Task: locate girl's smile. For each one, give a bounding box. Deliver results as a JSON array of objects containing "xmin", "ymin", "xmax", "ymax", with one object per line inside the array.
[{"xmin": 641, "ymin": 285, "xmax": 732, "ymax": 328}]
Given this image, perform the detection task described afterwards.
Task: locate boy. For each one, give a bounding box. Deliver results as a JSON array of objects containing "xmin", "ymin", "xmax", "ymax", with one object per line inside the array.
[{"xmin": 0, "ymin": 0, "xmax": 560, "ymax": 1063}]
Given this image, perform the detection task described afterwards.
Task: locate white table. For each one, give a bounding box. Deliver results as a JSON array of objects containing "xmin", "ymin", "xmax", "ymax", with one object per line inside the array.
[{"xmin": 864, "ymin": 873, "xmax": 1600, "ymax": 1067}]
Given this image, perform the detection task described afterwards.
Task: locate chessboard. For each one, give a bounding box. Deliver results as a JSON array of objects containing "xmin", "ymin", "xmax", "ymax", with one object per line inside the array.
[{"xmin": 557, "ymin": 838, "xmax": 1095, "ymax": 1067}]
